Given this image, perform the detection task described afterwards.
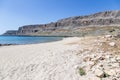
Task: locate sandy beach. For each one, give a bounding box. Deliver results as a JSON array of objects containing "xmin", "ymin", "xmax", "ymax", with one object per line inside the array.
[
  {"xmin": 0, "ymin": 37, "xmax": 82, "ymax": 80},
  {"xmin": 0, "ymin": 36, "xmax": 119, "ymax": 80}
]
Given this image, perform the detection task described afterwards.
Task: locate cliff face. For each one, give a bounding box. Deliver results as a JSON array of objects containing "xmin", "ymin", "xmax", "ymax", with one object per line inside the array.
[
  {"xmin": 3, "ymin": 30, "xmax": 18, "ymax": 36},
  {"xmin": 3, "ymin": 10, "xmax": 120, "ymax": 36}
]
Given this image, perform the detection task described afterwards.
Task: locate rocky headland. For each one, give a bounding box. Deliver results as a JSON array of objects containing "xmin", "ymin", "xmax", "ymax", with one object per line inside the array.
[{"xmin": 3, "ymin": 10, "xmax": 120, "ymax": 36}]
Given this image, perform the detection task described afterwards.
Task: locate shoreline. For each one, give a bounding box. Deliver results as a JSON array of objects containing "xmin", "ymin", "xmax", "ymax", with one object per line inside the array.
[
  {"xmin": 0, "ymin": 38, "xmax": 64, "ymax": 47},
  {"xmin": 0, "ymin": 35, "xmax": 71, "ymax": 37},
  {"xmin": 0, "ymin": 37, "xmax": 79, "ymax": 47},
  {"xmin": 0, "ymin": 36, "xmax": 119, "ymax": 80},
  {"xmin": 0, "ymin": 36, "xmax": 65, "ymax": 46}
]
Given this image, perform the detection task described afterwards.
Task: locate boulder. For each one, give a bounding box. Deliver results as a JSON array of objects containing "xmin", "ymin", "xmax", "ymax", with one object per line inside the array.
[
  {"xmin": 109, "ymin": 42, "xmax": 116, "ymax": 47},
  {"xmin": 95, "ymin": 69, "xmax": 104, "ymax": 78},
  {"xmin": 104, "ymin": 69, "xmax": 116, "ymax": 76},
  {"xmin": 112, "ymin": 63, "xmax": 120, "ymax": 68},
  {"xmin": 89, "ymin": 77, "xmax": 101, "ymax": 80},
  {"xmin": 105, "ymin": 35, "xmax": 112, "ymax": 38}
]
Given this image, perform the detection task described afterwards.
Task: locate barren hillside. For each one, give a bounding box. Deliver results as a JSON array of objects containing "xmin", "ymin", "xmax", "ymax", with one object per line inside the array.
[{"xmin": 3, "ymin": 10, "xmax": 120, "ymax": 36}]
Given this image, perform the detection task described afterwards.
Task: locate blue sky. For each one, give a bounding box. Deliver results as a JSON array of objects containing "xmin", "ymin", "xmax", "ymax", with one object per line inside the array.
[{"xmin": 0, "ymin": 0, "xmax": 120, "ymax": 34}]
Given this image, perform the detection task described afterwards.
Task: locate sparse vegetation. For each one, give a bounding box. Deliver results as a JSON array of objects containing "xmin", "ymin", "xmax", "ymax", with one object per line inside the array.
[{"xmin": 79, "ymin": 68, "xmax": 86, "ymax": 76}]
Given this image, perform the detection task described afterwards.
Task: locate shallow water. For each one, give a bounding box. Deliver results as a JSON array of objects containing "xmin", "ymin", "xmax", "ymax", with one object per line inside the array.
[{"xmin": 0, "ymin": 36, "xmax": 63, "ymax": 44}]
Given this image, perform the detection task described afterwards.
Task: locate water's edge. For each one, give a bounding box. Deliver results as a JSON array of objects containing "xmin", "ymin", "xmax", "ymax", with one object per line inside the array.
[{"xmin": 0, "ymin": 36, "xmax": 65, "ymax": 45}]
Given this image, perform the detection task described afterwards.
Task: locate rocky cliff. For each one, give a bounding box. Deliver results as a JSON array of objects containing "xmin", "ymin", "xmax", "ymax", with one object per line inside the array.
[
  {"xmin": 3, "ymin": 10, "xmax": 120, "ymax": 36},
  {"xmin": 3, "ymin": 30, "xmax": 18, "ymax": 35}
]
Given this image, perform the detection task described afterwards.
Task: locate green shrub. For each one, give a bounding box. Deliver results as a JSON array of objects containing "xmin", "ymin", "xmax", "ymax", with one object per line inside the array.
[{"xmin": 79, "ymin": 68, "xmax": 86, "ymax": 76}]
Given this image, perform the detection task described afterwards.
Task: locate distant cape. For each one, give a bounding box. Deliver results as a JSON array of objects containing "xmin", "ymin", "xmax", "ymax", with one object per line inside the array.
[{"xmin": 3, "ymin": 10, "xmax": 120, "ymax": 36}]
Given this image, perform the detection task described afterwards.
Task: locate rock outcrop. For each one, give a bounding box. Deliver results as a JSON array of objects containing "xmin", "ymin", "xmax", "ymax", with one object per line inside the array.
[
  {"xmin": 3, "ymin": 10, "xmax": 120, "ymax": 36},
  {"xmin": 3, "ymin": 30, "xmax": 18, "ymax": 35},
  {"xmin": 73, "ymin": 35, "xmax": 120, "ymax": 80}
]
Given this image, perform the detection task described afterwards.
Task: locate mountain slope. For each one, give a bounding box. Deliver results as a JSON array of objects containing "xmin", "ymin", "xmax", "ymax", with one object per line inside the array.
[{"xmin": 3, "ymin": 10, "xmax": 120, "ymax": 36}]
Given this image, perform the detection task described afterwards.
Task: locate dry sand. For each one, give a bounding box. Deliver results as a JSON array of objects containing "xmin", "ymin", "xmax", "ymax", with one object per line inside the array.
[
  {"xmin": 0, "ymin": 37, "xmax": 82, "ymax": 80},
  {"xmin": 0, "ymin": 36, "xmax": 119, "ymax": 80}
]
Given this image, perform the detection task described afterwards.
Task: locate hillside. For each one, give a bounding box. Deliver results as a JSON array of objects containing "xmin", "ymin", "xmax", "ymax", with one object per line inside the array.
[{"xmin": 3, "ymin": 10, "xmax": 120, "ymax": 36}]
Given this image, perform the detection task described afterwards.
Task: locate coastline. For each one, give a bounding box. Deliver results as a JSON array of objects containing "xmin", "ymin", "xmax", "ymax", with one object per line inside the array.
[
  {"xmin": 0, "ymin": 37, "xmax": 79, "ymax": 47},
  {"xmin": 0, "ymin": 36, "xmax": 65, "ymax": 45},
  {"xmin": 0, "ymin": 37, "xmax": 82, "ymax": 80},
  {"xmin": 0, "ymin": 36, "xmax": 119, "ymax": 80}
]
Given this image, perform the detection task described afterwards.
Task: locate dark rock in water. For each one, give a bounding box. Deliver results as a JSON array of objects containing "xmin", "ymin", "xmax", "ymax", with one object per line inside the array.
[
  {"xmin": 3, "ymin": 10, "xmax": 120, "ymax": 36},
  {"xmin": 0, "ymin": 44, "xmax": 16, "ymax": 46}
]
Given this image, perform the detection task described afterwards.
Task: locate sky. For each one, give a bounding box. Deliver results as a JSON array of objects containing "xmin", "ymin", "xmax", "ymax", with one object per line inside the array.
[{"xmin": 0, "ymin": 0, "xmax": 120, "ymax": 34}]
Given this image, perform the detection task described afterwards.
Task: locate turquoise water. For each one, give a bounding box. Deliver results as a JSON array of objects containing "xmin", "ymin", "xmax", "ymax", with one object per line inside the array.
[{"xmin": 0, "ymin": 36, "xmax": 63, "ymax": 45}]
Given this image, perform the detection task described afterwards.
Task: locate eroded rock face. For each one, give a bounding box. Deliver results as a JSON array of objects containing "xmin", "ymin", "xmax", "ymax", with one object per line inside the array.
[
  {"xmin": 3, "ymin": 30, "xmax": 18, "ymax": 35},
  {"xmin": 3, "ymin": 10, "xmax": 120, "ymax": 36}
]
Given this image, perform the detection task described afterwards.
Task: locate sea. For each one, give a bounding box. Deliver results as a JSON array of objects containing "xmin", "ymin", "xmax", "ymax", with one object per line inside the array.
[{"xmin": 0, "ymin": 36, "xmax": 64, "ymax": 45}]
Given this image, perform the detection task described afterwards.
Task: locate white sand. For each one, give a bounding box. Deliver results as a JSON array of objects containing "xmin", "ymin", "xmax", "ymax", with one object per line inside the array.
[{"xmin": 0, "ymin": 37, "xmax": 82, "ymax": 80}]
